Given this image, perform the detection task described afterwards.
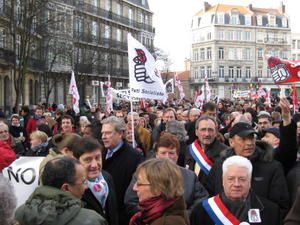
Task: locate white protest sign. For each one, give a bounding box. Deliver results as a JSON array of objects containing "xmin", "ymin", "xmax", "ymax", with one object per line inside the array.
[
  {"xmin": 2, "ymin": 157, "xmax": 44, "ymax": 207},
  {"xmin": 112, "ymin": 88, "xmax": 140, "ymax": 102}
]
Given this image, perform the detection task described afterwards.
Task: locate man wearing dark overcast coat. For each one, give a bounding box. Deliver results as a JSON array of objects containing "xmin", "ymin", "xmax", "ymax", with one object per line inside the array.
[{"xmin": 101, "ymin": 116, "xmax": 143, "ymax": 225}]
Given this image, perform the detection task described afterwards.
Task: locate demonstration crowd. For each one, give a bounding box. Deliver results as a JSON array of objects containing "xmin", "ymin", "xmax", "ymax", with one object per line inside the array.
[{"xmin": 0, "ymin": 97, "xmax": 300, "ymax": 225}]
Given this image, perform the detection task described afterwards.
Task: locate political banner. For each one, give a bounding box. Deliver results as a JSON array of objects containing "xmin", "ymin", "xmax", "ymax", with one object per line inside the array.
[
  {"xmin": 268, "ymin": 56, "xmax": 300, "ymax": 84},
  {"xmin": 233, "ymin": 90, "xmax": 250, "ymax": 99},
  {"xmin": 2, "ymin": 157, "xmax": 45, "ymax": 207},
  {"xmin": 112, "ymin": 88, "xmax": 140, "ymax": 102},
  {"xmin": 128, "ymin": 33, "xmax": 166, "ymax": 100}
]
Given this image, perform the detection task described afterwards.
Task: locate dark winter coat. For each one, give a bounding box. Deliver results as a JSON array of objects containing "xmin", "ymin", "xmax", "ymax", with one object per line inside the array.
[
  {"xmin": 102, "ymin": 141, "xmax": 143, "ymax": 225},
  {"xmin": 185, "ymin": 138, "xmax": 228, "ymax": 183},
  {"xmin": 82, "ymin": 170, "xmax": 119, "ymax": 225},
  {"xmin": 190, "ymin": 192, "xmax": 280, "ymax": 225}
]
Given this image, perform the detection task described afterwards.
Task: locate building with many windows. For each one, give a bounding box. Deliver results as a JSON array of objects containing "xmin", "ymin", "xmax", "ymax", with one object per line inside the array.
[
  {"xmin": 0, "ymin": 0, "xmax": 154, "ymax": 113},
  {"xmin": 190, "ymin": 2, "xmax": 291, "ymax": 99},
  {"xmin": 291, "ymin": 33, "xmax": 300, "ymax": 60}
]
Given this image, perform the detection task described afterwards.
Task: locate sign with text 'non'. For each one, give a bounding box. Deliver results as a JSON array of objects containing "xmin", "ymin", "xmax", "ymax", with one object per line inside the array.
[{"xmin": 3, "ymin": 157, "xmax": 44, "ymax": 207}]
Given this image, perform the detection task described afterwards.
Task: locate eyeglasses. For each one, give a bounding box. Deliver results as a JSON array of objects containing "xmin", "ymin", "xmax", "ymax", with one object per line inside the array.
[
  {"xmin": 135, "ymin": 181, "xmax": 151, "ymax": 187},
  {"xmin": 73, "ymin": 178, "xmax": 88, "ymax": 186}
]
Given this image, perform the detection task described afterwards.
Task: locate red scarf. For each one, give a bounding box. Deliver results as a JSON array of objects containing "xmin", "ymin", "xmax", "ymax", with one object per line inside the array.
[{"xmin": 129, "ymin": 196, "xmax": 177, "ymax": 225}]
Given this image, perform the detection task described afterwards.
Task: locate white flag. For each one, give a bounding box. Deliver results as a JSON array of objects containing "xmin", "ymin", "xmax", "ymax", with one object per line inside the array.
[
  {"xmin": 162, "ymin": 78, "xmax": 175, "ymax": 104},
  {"xmin": 203, "ymin": 74, "xmax": 211, "ymax": 101},
  {"xmin": 174, "ymin": 73, "xmax": 185, "ymax": 100},
  {"xmin": 105, "ymin": 76, "xmax": 113, "ymax": 114},
  {"xmin": 68, "ymin": 71, "xmax": 80, "ymax": 114},
  {"xmin": 128, "ymin": 34, "xmax": 166, "ymax": 100}
]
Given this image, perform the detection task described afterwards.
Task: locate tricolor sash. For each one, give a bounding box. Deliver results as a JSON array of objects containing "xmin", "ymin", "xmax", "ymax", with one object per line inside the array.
[
  {"xmin": 189, "ymin": 140, "xmax": 213, "ymax": 175},
  {"xmin": 203, "ymin": 195, "xmax": 240, "ymax": 225}
]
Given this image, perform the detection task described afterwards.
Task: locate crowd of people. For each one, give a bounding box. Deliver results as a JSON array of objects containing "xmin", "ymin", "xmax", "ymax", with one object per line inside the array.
[{"xmin": 0, "ymin": 97, "xmax": 300, "ymax": 225}]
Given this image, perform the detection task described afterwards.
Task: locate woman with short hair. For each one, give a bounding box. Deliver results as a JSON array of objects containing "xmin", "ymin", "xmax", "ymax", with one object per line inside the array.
[
  {"xmin": 26, "ymin": 130, "xmax": 49, "ymax": 156},
  {"xmin": 130, "ymin": 158, "xmax": 189, "ymax": 225}
]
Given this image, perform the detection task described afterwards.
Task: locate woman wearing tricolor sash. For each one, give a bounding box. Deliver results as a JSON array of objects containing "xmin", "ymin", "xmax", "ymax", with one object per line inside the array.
[{"xmin": 190, "ymin": 156, "xmax": 280, "ymax": 225}]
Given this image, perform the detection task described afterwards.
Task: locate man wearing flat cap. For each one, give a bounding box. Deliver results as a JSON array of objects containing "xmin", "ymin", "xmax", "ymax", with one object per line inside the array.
[{"xmin": 204, "ymin": 121, "xmax": 289, "ymax": 222}]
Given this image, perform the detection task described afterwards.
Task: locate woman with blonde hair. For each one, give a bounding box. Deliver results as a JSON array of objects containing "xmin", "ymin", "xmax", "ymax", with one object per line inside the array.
[
  {"xmin": 26, "ymin": 130, "xmax": 49, "ymax": 156},
  {"xmin": 130, "ymin": 158, "xmax": 189, "ymax": 225}
]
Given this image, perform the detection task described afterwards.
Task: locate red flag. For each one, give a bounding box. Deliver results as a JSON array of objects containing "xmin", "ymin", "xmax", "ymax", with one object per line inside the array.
[
  {"xmin": 291, "ymin": 85, "xmax": 298, "ymax": 113},
  {"xmin": 268, "ymin": 56, "xmax": 300, "ymax": 84}
]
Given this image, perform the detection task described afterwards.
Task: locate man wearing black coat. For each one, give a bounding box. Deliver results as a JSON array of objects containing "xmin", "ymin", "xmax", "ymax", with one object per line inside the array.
[
  {"xmin": 191, "ymin": 155, "xmax": 280, "ymax": 225},
  {"xmin": 101, "ymin": 116, "xmax": 143, "ymax": 225},
  {"xmin": 204, "ymin": 122, "xmax": 290, "ymax": 220}
]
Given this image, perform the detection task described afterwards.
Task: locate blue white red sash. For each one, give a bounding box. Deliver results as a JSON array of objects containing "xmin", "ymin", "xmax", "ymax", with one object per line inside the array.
[
  {"xmin": 202, "ymin": 195, "xmax": 240, "ymax": 225},
  {"xmin": 189, "ymin": 140, "xmax": 213, "ymax": 175}
]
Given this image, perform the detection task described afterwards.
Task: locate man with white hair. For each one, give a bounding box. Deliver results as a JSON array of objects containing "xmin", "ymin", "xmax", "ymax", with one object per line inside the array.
[
  {"xmin": 191, "ymin": 155, "xmax": 280, "ymax": 225},
  {"xmin": 205, "ymin": 121, "xmax": 289, "ymax": 220}
]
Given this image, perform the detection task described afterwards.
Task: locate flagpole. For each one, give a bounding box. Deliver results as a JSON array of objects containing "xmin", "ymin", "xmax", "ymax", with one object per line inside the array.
[{"xmin": 130, "ymin": 98, "xmax": 136, "ymax": 149}]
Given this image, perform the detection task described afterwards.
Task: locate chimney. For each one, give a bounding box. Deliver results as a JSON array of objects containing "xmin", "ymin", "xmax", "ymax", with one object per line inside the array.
[
  {"xmin": 204, "ymin": 2, "xmax": 211, "ymax": 12},
  {"xmin": 248, "ymin": 4, "xmax": 252, "ymax": 11},
  {"xmin": 279, "ymin": 2, "xmax": 285, "ymax": 14}
]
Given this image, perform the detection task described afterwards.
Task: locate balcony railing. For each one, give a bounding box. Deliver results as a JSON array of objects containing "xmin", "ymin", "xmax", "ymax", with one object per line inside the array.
[
  {"xmin": 264, "ymin": 37, "xmax": 287, "ymax": 45},
  {"xmin": 0, "ymin": 47, "xmax": 15, "ymax": 64},
  {"xmin": 74, "ymin": 2, "xmax": 154, "ymax": 33},
  {"xmin": 76, "ymin": 63, "xmax": 128, "ymax": 78},
  {"xmin": 28, "ymin": 57, "xmax": 45, "ymax": 71}
]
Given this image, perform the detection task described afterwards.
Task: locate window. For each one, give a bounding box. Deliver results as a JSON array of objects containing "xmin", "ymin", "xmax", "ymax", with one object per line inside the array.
[
  {"xmin": 0, "ymin": 28, "xmax": 6, "ymax": 48},
  {"xmin": 258, "ymin": 48, "xmax": 263, "ymax": 58},
  {"xmin": 236, "ymin": 67, "xmax": 242, "ymax": 78},
  {"xmin": 218, "ymin": 30, "xmax": 224, "ymax": 40},
  {"xmin": 139, "ymin": 12, "xmax": 144, "ymax": 23},
  {"xmin": 200, "ymin": 48, "xmax": 205, "ymax": 60},
  {"xmin": 268, "ymin": 15, "xmax": 276, "ymax": 27},
  {"xmin": 231, "ymin": 14, "xmax": 239, "ymax": 25},
  {"xmin": 198, "ymin": 17, "xmax": 201, "ymax": 27},
  {"xmin": 282, "ymin": 17, "xmax": 287, "ymax": 27},
  {"xmin": 258, "ymin": 69, "xmax": 262, "ymax": 78},
  {"xmin": 207, "ymin": 66, "xmax": 212, "ymax": 78},
  {"xmin": 235, "ymin": 31, "xmax": 242, "ymax": 40},
  {"xmin": 217, "ymin": 13, "xmax": 224, "ymax": 24},
  {"xmin": 218, "ymin": 47, "xmax": 224, "ymax": 59},
  {"xmin": 282, "ymin": 51, "xmax": 288, "ymax": 59},
  {"xmin": 257, "ymin": 15, "xmax": 262, "ymax": 26},
  {"xmin": 257, "ymin": 32, "xmax": 264, "ymax": 42},
  {"xmin": 229, "ymin": 66, "xmax": 234, "ymax": 78},
  {"xmin": 207, "ymin": 47, "xmax": 211, "ymax": 60},
  {"xmin": 193, "ymin": 49, "xmax": 199, "ymax": 61},
  {"xmin": 116, "ymin": 29, "xmax": 121, "ymax": 42},
  {"xmin": 292, "ymin": 54, "xmax": 296, "ymax": 60},
  {"xmin": 236, "ymin": 48, "xmax": 243, "ymax": 60},
  {"xmin": 244, "ymin": 31, "xmax": 251, "ymax": 41},
  {"xmin": 298, "ymin": 54, "xmax": 300, "ymax": 60},
  {"xmin": 244, "ymin": 48, "xmax": 251, "ymax": 60},
  {"xmin": 116, "ymin": 3, "xmax": 121, "ymax": 15},
  {"xmin": 104, "ymin": 25, "xmax": 110, "ymax": 38},
  {"xmin": 194, "ymin": 67, "xmax": 199, "ymax": 79},
  {"xmin": 226, "ymin": 30, "xmax": 234, "ymax": 40},
  {"xmin": 219, "ymin": 66, "xmax": 224, "ymax": 78},
  {"xmin": 245, "ymin": 15, "xmax": 252, "ymax": 26},
  {"xmin": 128, "ymin": 8, "xmax": 133, "ymax": 20},
  {"xmin": 297, "ymin": 40, "xmax": 300, "ymax": 49},
  {"xmin": 228, "ymin": 49, "xmax": 235, "ymax": 60},
  {"xmin": 92, "ymin": 0, "xmax": 99, "ymax": 7},
  {"xmin": 91, "ymin": 21, "xmax": 98, "ymax": 38},
  {"xmin": 246, "ymin": 67, "xmax": 251, "ymax": 78},
  {"xmin": 207, "ymin": 32, "xmax": 211, "ymax": 40},
  {"xmin": 105, "ymin": 0, "xmax": 110, "ymax": 10},
  {"xmin": 200, "ymin": 67, "xmax": 205, "ymax": 78}
]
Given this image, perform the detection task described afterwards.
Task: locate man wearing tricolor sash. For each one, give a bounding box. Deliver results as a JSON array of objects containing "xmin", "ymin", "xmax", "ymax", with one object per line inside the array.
[
  {"xmin": 204, "ymin": 122, "xmax": 289, "ymax": 222},
  {"xmin": 186, "ymin": 115, "xmax": 228, "ymax": 183},
  {"xmin": 191, "ymin": 156, "xmax": 280, "ymax": 225}
]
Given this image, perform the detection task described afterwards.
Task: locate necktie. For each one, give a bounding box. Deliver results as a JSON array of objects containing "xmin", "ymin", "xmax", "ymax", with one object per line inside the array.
[{"xmin": 106, "ymin": 150, "xmax": 113, "ymax": 159}]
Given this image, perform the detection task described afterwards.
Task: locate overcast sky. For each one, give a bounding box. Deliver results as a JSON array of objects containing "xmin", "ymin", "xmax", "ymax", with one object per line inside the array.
[{"xmin": 147, "ymin": 0, "xmax": 300, "ymax": 71}]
